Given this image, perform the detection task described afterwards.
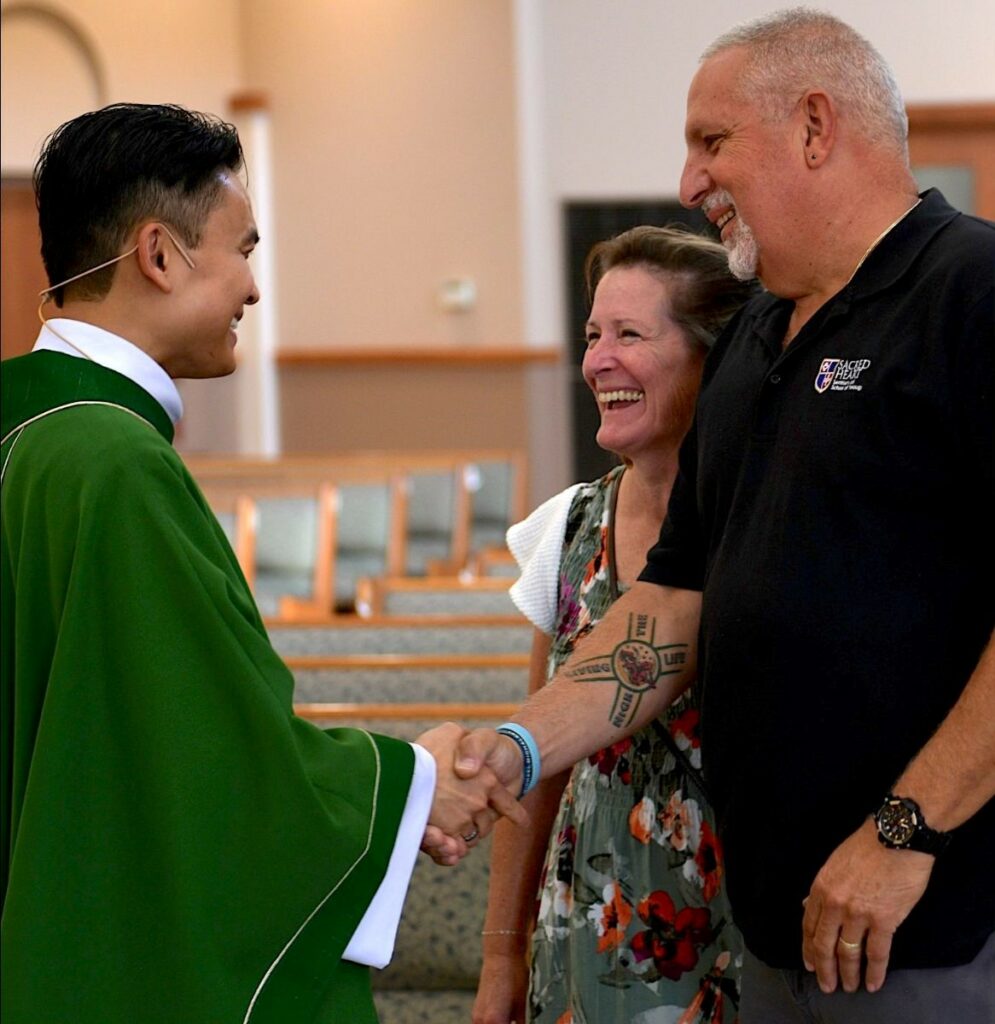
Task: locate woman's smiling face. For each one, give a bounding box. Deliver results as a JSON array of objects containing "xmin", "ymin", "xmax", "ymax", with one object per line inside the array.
[{"xmin": 582, "ymin": 264, "xmax": 706, "ymax": 463}]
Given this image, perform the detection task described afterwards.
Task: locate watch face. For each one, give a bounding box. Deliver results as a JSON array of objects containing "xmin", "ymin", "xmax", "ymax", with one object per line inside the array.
[{"xmin": 878, "ymin": 799, "xmax": 918, "ymax": 846}]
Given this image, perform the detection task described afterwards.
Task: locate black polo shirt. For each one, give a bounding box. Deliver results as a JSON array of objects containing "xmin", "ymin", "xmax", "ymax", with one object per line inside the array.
[{"xmin": 641, "ymin": 190, "xmax": 995, "ymax": 969}]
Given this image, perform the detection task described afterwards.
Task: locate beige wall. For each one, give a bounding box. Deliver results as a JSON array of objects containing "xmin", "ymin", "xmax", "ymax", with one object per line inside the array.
[
  {"xmin": 0, "ymin": 0, "xmax": 241, "ymax": 173},
  {"xmin": 279, "ymin": 361, "xmax": 532, "ymax": 454},
  {"xmin": 1, "ymin": 2, "xmax": 524, "ymax": 352},
  {"xmin": 1, "ymin": 0, "xmax": 532, "ymax": 466},
  {"xmin": 4, "ymin": 1, "xmax": 992, "ymax": 491},
  {"xmin": 239, "ymin": 0, "xmax": 524, "ymax": 352},
  {"xmin": 540, "ymin": 0, "xmax": 995, "ymax": 201},
  {"xmin": 518, "ymin": 0, "xmax": 995, "ymax": 501},
  {"xmin": 1, "ymin": 0, "xmax": 246, "ymax": 450}
]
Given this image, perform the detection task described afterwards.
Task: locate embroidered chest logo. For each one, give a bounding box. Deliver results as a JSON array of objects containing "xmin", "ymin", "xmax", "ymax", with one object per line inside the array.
[{"xmin": 814, "ymin": 358, "xmax": 871, "ymax": 393}]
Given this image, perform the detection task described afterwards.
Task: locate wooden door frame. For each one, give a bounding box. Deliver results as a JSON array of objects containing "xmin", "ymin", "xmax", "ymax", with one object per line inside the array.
[
  {"xmin": 1, "ymin": 176, "xmax": 47, "ymax": 361},
  {"xmin": 907, "ymin": 102, "xmax": 995, "ymax": 219}
]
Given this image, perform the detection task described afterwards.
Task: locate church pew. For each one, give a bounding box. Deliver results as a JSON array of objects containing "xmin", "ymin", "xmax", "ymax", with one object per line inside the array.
[
  {"xmin": 466, "ymin": 546, "xmax": 520, "ymax": 579},
  {"xmin": 268, "ymin": 615, "xmax": 532, "ymax": 658},
  {"xmin": 289, "ymin": 652, "xmax": 529, "ymax": 705},
  {"xmin": 465, "ymin": 453, "xmax": 527, "ymax": 557},
  {"xmin": 202, "ymin": 475, "xmax": 404, "ymax": 618},
  {"xmin": 200, "ymin": 488, "xmax": 258, "ymax": 587},
  {"xmin": 190, "ymin": 451, "xmax": 529, "ymax": 613},
  {"xmin": 250, "ymin": 482, "xmax": 338, "ymax": 618},
  {"xmin": 354, "ymin": 575, "xmax": 517, "ymax": 618},
  {"xmin": 295, "ymin": 701, "xmax": 520, "ymax": 722},
  {"xmin": 186, "ymin": 448, "xmax": 527, "ymax": 492}
]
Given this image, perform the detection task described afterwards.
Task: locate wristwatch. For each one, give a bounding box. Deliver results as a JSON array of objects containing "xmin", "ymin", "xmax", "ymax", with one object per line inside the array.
[{"xmin": 874, "ymin": 794, "xmax": 951, "ymax": 855}]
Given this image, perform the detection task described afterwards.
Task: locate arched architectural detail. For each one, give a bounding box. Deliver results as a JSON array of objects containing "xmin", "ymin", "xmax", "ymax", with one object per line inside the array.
[{"xmin": 1, "ymin": 3, "xmax": 107, "ymax": 106}]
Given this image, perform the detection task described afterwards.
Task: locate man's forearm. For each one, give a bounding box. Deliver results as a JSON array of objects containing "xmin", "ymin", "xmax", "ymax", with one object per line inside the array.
[
  {"xmin": 512, "ymin": 581, "xmax": 701, "ymax": 778},
  {"xmin": 800, "ymin": 631, "xmax": 995, "ymax": 994}
]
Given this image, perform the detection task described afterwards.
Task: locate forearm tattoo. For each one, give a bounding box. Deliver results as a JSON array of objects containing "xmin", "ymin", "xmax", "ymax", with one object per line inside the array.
[{"xmin": 563, "ymin": 613, "xmax": 689, "ymax": 729}]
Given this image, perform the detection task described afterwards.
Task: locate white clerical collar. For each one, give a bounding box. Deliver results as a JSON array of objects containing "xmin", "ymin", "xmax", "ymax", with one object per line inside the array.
[{"xmin": 32, "ymin": 319, "xmax": 183, "ymax": 426}]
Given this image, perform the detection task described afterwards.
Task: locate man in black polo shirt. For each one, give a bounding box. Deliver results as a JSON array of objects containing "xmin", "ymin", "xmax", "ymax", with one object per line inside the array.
[{"xmin": 457, "ymin": 9, "xmax": 994, "ymax": 1023}]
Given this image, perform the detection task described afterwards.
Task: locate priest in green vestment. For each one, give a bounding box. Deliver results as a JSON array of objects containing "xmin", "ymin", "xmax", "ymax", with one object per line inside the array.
[{"xmin": 1, "ymin": 103, "xmax": 522, "ymax": 1024}]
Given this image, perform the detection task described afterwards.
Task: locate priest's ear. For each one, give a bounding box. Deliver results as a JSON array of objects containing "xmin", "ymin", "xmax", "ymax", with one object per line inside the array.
[{"xmin": 134, "ymin": 223, "xmax": 178, "ymax": 294}]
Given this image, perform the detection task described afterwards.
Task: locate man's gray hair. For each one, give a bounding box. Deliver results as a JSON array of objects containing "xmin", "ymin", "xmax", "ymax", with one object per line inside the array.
[{"xmin": 703, "ymin": 7, "xmax": 908, "ymax": 158}]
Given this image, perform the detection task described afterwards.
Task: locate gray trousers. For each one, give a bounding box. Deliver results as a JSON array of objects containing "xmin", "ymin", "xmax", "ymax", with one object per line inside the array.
[{"xmin": 740, "ymin": 930, "xmax": 995, "ymax": 1024}]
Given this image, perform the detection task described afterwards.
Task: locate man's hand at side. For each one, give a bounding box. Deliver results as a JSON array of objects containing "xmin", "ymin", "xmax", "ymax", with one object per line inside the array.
[{"xmin": 801, "ymin": 818, "xmax": 934, "ymax": 994}]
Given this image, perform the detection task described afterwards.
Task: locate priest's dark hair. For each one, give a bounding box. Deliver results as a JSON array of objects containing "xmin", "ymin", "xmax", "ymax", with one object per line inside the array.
[{"xmin": 34, "ymin": 102, "xmax": 244, "ymax": 306}]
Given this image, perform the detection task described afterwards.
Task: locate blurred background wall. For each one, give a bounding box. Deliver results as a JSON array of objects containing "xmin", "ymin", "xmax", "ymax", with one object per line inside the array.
[{"xmin": 3, "ymin": 0, "xmax": 993, "ymax": 503}]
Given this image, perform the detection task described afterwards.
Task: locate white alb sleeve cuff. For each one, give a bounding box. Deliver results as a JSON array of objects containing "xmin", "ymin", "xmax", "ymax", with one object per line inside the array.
[
  {"xmin": 506, "ymin": 484, "xmax": 582, "ymax": 635},
  {"xmin": 342, "ymin": 742, "xmax": 436, "ymax": 968}
]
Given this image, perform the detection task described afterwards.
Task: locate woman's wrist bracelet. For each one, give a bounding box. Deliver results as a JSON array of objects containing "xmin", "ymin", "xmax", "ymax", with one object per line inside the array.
[
  {"xmin": 481, "ymin": 929, "xmax": 524, "ymax": 936},
  {"xmin": 496, "ymin": 722, "xmax": 540, "ymax": 797}
]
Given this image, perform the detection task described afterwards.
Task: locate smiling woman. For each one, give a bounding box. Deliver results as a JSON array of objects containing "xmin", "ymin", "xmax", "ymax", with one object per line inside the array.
[
  {"xmin": 474, "ymin": 225, "xmax": 753, "ymax": 1024},
  {"xmin": 583, "ymin": 264, "xmax": 704, "ymax": 468}
]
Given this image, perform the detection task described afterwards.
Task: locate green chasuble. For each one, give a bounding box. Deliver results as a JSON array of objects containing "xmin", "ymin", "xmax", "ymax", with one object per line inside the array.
[{"xmin": 1, "ymin": 351, "xmax": 414, "ymax": 1023}]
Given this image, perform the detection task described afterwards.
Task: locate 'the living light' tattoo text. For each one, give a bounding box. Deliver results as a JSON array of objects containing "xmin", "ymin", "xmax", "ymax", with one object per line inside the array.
[{"xmin": 564, "ymin": 613, "xmax": 688, "ymax": 728}]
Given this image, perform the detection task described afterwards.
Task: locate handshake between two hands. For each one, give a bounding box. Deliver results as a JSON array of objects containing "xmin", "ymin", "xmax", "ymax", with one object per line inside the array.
[{"xmin": 415, "ymin": 723, "xmax": 527, "ymax": 866}]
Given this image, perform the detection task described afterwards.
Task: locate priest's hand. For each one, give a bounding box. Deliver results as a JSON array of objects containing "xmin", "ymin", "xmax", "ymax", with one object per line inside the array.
[
  {"xmin": 417, "ymin": 723, "xmax": 528, "ymax": 858},
  {"xmin": 420, "ymin": 824, "xmax": 467, "ymax": 867}
]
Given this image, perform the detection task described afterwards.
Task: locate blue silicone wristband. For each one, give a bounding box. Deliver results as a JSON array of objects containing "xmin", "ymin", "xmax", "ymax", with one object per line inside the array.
[{"xmin": 496, "ymin": 723, "xmax": 540, "ymax": 797}]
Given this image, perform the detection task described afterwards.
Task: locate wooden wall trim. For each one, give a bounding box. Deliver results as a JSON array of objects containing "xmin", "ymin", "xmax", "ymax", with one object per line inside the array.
[
  {"xmin": 277, "ymin": 346, "xmax": 561, "ymax": 366},
  {"xmin": 296, "ymin": 701, "xmax": 521, "ymax": 720},
  {"xmin": 907, "ymin": 102, "xmax": 995, "ymax": 132},
  {"xmin": 266, "ymin": 613, "xmax": 527, "ymax": 628},
  {"xmin": 230, "ymin": 91, "xmax": 270, "ymax": 112},
  {"xmin": 283, "ymin": 653, "xmax": 530, "ymax": 670}
]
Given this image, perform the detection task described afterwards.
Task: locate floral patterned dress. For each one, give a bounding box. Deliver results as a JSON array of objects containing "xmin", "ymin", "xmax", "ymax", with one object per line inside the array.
[{"xmin": 527, "ymin": 467, "xmax": 742, "ymax": 1024}]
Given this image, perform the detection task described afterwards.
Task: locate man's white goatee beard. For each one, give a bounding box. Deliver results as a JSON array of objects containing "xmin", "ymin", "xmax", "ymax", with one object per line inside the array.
[{"xmin": 726, "ymin": 220, "xmax": 760, "ymax": 281}]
